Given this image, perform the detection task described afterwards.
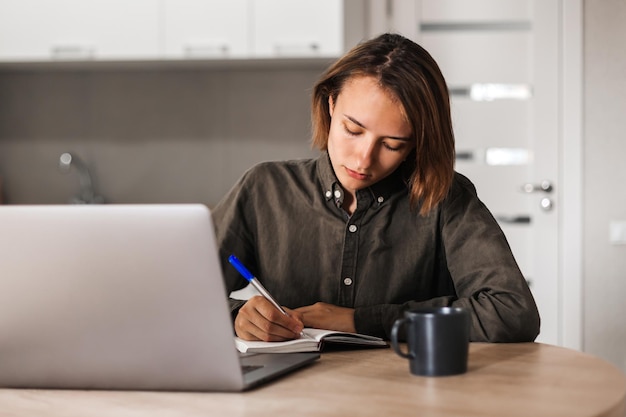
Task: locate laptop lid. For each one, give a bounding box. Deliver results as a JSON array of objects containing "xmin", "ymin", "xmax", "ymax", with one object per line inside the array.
[{"xmin": 0, "ymin": 204, "xmax": 318, "ymax": 391}]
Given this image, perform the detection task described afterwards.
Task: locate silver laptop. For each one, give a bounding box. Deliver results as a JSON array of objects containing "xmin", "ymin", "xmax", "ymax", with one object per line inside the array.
[{"xmin": 0, "ymin": 204, "xmax": 319, "ymax": 391}]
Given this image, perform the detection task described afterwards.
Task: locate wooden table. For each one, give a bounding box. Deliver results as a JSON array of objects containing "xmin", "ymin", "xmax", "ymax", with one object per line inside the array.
[{"xmin": 1, "ymin": 343, "xmax": 624, "ymax": 417}]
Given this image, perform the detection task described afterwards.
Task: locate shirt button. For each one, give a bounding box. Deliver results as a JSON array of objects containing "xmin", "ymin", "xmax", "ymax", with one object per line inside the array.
[
  {"xmin": 334, "ymin": 190, "xmax": 341, "ymax": 199},
  {"xmin": 343, "ymin": 277, "xmax": 353, "ymax": 286},
  {"xmin": 377, "ymin": 196, "xmax": 384, "ymax": 203},
  {"xmin": 325, "ymin": 190, "xmax": 332, "ymax": 198},
  {"xmin": 348, "ymin": 224, "xmax": 357, "ymax": 233}
]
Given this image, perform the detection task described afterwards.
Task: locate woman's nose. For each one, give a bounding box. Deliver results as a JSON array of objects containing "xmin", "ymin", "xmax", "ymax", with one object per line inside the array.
[{"xmin": 356, "ymin": 139, "xmax": 376, "ymax": 169}]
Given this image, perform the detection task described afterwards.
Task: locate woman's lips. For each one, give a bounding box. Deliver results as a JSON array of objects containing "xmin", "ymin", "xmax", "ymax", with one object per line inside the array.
[{"xmin": 345, "ymin": 167, "xmax": 370, "ymax": 181}]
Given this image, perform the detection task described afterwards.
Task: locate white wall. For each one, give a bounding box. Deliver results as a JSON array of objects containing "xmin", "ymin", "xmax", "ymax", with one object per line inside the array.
[{"xmin": 583, "ymin": 0, "xmax": 626, "ymax": 370}]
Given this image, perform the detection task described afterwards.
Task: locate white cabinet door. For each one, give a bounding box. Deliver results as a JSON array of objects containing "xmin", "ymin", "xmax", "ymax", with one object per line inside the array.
[
  {"xmin": 162, "ymin": 0, "xmax": 249, "ymax": 59},
  {"xmin": 0, "ymin": 0, "xmax": 348, "ymax": 62},
  {"xmin": 0, "ymin": 0, "xmax": 159, "ymax": 61},
  {"xmin": 251, "ymin": 0, "xmax": 344, "ymax": 58}
]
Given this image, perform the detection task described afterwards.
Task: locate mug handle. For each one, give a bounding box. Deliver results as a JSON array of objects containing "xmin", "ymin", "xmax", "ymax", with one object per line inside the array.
[{"xmin": 390, "ymin": 317, "xmax": 414, "ymax": 359}]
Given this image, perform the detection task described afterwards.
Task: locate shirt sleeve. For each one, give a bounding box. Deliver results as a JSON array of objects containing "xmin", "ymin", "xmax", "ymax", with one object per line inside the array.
[
  {"xmin": 211, "ymin": 169, "xmax": 259, "ymax": 318},
  {"xmin": 354, "ymin": 174, "xmax": 541, "ymax": 343}
]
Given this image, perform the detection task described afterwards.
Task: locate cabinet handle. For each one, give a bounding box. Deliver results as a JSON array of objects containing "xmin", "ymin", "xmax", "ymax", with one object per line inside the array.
[
  {"xmin": 184, "ymin": 42, "xmax": 230, "ymax": 58},
  {"xmin": 273, "ymin": 42, "xmax": 320, "ymax": 56},
  {"xmin": 51, "ymin": 45, "xmax": 95, "ymax": 60}
]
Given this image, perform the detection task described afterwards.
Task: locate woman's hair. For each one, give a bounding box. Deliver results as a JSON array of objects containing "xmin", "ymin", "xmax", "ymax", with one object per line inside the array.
[{"xmin": 311, "ymin": 33, "xmax": 455, "ymax": 216}]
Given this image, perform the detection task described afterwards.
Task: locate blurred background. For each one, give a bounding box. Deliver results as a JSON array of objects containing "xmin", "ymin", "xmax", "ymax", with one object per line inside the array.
[{"xmin": 0, "ymin": 0, "xmax": 624, "ymax": 371}]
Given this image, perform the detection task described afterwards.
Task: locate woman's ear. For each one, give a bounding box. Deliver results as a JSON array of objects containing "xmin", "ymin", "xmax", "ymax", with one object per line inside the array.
[{"xmin": 328, "ymin": 96, "xmax": 335, "ymax": 117}]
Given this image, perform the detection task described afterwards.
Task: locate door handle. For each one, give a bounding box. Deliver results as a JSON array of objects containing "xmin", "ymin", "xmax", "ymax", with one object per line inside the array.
[
  {"xmin": 521, "ymin": 180, "xmax": 553, "ymax": 193},
  {"xmin": 496, "ymin": 215, "xmax": 531, "ymax": 224}
]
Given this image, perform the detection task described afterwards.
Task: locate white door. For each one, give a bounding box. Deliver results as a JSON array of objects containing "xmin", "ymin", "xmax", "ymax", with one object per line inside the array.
[{"xmin": 415, "ymin": 0, "xmax": 561, "ymax": 344}]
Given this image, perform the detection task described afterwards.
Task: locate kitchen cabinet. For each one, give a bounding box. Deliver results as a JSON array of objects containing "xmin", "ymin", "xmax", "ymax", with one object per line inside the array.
[
  {"xmin": 252, "ymin": 0, "xmax": 344, "ymax": 58},
  {"xmin": 0, "ymin": 0, "xmax": 356, "ymax": 63},
  {"xmin": 0, "ymin": 0, "xmax": 160, "ymax": 61},
  {"xmin": 162, "ymin": 0, "xmax": 249, "ymax": 59}
]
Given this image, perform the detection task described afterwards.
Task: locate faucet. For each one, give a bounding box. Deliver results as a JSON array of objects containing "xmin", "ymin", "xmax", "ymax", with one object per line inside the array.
[{"xmin": 58, "ymin": 152, "xmax": 105, "ymax": 204}]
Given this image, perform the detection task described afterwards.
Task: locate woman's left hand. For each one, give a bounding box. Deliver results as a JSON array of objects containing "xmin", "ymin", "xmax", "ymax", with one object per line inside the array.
[{"xmin": 294, "ymin": 302, "xmax": 356, "ymax": 333}]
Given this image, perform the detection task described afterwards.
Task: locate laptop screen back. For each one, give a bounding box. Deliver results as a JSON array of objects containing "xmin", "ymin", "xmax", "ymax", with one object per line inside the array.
[{"xmin": 0, "ymin": 204, "xmax": 246, "ymax": 391}]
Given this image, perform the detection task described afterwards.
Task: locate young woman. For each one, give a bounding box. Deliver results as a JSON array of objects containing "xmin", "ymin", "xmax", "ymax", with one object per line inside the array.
[{"xmin": 212, "ymin": 33, "xmax": 540, "ymax": 343}]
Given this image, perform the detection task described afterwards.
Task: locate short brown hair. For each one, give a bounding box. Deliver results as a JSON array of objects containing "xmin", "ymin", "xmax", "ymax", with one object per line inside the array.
[{"xmin": 311, "ymin": 33, "xmax": 455, "ymax": 216}]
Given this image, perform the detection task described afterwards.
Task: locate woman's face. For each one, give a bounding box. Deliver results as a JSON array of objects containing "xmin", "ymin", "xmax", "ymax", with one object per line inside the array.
[{"xmin": 327, "ymin": 76, "xmax": 414, "ymax": 196}]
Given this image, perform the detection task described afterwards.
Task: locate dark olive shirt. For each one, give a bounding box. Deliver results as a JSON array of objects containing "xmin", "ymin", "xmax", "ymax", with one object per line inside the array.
[{"xmin": 212, "ymin": 153, "xmax": 540, "ymax": 342}]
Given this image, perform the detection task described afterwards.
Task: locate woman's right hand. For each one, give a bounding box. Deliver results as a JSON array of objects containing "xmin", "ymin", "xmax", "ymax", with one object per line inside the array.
[{"xmin": 234, "ymin": 295, "xmax": 304, "ymax": 342}]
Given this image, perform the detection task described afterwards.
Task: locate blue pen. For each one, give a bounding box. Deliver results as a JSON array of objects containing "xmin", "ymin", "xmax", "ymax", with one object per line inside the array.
[
  {"xmin": 228, "ymin": 255, "xmax": 307, "ymax": 339},
  {"xmin": 228, "ymin": 254, "xmax": 289, "ymax": 316}
]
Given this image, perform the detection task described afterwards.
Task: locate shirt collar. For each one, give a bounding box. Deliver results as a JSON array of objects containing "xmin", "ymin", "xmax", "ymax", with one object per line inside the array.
[{"xmin": 316, "ymin": 152, "xmax": 409, "ymax": 208}]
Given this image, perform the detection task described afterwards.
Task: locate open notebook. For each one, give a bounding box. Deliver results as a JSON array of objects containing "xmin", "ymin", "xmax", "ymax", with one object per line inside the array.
[
  {"xmin": 236, "ymin": 328, "xmax": 388, "ymax": 353},
  {"xmin": 0, "ymin": 204, "xmax": 319, "ymax": 391}
]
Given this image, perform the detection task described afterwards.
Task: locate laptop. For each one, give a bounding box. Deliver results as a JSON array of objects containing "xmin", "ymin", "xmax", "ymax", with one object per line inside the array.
[{"xmin": 0, "ymin": 204, "xmax": 319, "ymax": 391}]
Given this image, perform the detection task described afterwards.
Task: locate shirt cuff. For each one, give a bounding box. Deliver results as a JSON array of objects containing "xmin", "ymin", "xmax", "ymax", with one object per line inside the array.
[{"xmin": 354, "ymin": 305, "xmax": 393, "ymax": 339}]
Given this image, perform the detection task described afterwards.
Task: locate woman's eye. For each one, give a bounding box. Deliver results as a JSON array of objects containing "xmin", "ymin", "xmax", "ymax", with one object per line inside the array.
[
  {"xmin": 383, "ymin": 142, "xmax": 403, "ymax": 152},
  {"xmin": 343, "ymin": 125, "xmax": 360, "ymax": 136}
]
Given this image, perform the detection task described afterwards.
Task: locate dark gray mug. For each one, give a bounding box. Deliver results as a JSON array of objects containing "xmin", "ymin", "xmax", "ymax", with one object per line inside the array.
[{"xmin": 390, "ymin": 307, "xmax": 470, "ymax": 376}]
